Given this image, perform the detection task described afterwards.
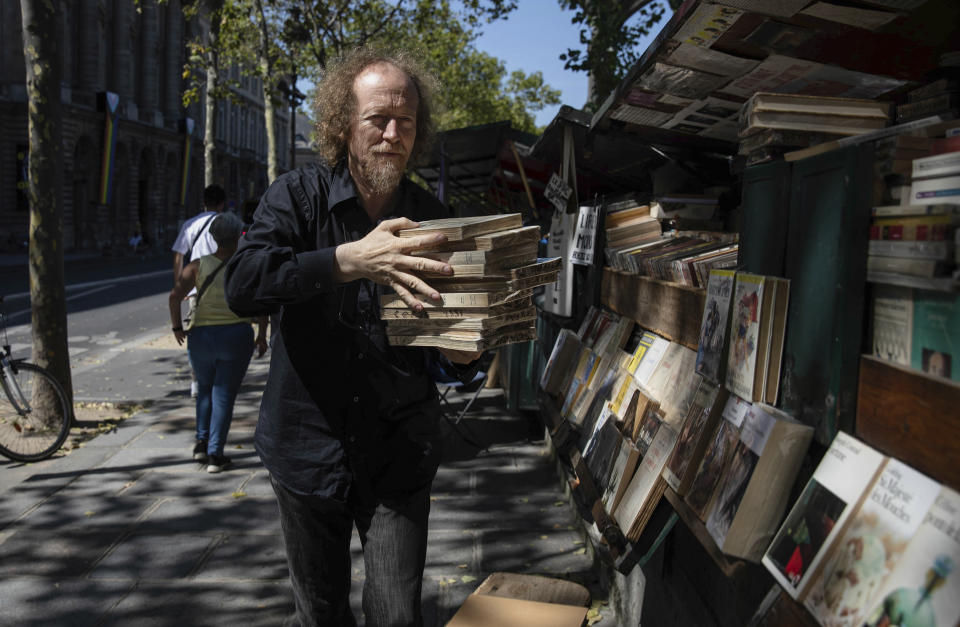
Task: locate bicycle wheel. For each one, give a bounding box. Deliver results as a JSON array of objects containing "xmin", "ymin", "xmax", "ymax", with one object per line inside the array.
[{"xmin": 0, "ymin": 362, "xmax": 72, "ymax": 462}]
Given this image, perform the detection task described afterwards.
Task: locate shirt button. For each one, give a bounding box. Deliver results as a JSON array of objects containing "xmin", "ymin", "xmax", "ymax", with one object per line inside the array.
[
  {"xmin": 353, "ymin": 396, "xmax": 359, "ymax": 403},
  {"xmin": 349, "ymin": 436, "xmax": 357, "ymax": 443},
  {"xmin": 357, "ymin": 352, "xmax": 364, "ymax": 360},
  {"xmin": 315, "ymin": 282, "xmax": 322, "ymax": 289}
]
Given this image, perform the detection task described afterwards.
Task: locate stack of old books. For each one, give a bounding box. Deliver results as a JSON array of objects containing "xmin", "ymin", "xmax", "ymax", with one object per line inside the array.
[
  {"xmin": 381, "ymin": 213, "xmax": 560, "ymax": 351},
  {"xmin": 738, "ymin": 93, "xmax": 891, "ymax": 164}
]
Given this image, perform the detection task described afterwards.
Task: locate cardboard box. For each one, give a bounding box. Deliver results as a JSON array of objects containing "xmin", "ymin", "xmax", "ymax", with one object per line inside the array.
[{"xmin": 446, "ymin": 594, "xmax": 588, "ymax": 627}]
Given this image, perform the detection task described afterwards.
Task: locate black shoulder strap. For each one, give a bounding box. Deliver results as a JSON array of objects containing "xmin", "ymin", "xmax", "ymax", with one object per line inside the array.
[
  {"xmin": 195, "ymin": 260, "xmax": 226, "ymax": 304},
  {"xmin": 188, "ymin": 213, "xmax": 217, "ymax": 259}
]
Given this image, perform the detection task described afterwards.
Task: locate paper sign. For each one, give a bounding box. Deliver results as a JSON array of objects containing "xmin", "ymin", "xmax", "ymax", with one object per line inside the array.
[
  {"xmin": 544, "ymin": 172, "xmax": 572, "ymax": 213},
  {"xmin": 542, "ymin": 211, "xmax": 576, "ymax": 317},
  {"xmin": 570, "ymin": 205, "xmax": 598, "ymax": 266}
]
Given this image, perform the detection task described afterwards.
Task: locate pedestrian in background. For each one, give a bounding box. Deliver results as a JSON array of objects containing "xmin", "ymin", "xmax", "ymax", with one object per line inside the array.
[
  {"xmin": 172, "ymin": 184, "xmax": 226, "ymax": 397},
  {"xmin": 169, "ymin": 212, "xmax": 268, "ymax": 473}
]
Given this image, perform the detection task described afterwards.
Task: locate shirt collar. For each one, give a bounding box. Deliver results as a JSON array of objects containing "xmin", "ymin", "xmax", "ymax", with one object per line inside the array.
[
  {"xmin": 326, "ymin": 162, "xmax": 359, "ymax": 214},
  {"xmin": 326, "ymin": 161, "xmax": 411, "ymax": 220}
]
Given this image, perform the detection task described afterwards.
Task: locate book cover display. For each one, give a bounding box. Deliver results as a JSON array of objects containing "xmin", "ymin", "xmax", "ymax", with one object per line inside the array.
[
  {"xmin": 696, "ymin": 269, "xmax": 736, "ymax": 384},
  {"xmin": 726, "ymin": 273, "xmax": 766, "ymax": 400},
  {"xmin": 805, "ymin": 459, "xmax": 941, "ymax": 626},
  {"xmin": 861, "ymin": 487, "xmax": 960, "ymax": 627},
  {"xmin": 762, "ymin": 432, "xmax": 887, "ymax": 601}
]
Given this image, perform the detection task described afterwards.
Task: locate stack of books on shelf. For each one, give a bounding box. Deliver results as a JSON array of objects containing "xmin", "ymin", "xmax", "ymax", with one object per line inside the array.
[
  {"xmin": 867, "ymin": 139, "xmax": 960, "ymax": 292},
  {"xmin": 537, "ymin": 266, "xmax": 810, "ymax": 560},
  {"xmin": 604, "ymin": 201, "xmax": 660, "ymax": 250},
  {"xmin": 606, "ymin": 231, "xmax": 738, "ymax": 288},
  {"xmin": 650, "ymin": 192, "xmax": 725, "ymax": 232},
  {"xmin": 739, "ymin": 93, "xmax": 891, "ymax": 142},
  {"xmin": 738, "ymin": 129, "xmax": 844, "ymax": 167},
  {"xmin": 382, "ymin": 213, "xmax": 559, "ymax": 351},
  {"xmin": 762, "ymin": 431, "xmax": 960, "ymax": 627},
  {"xmin": 895, "ymin": 61, "xmax": 960, "ymax": 125},
  {"xmin": 869, "ymin": 284, "xmax": 960, "ymax": 383}
]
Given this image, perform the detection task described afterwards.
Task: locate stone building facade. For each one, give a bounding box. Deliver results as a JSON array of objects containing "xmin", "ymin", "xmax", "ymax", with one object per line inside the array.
[{"xmin": 0, "ymin": 0, "xmax": 290, "ymax": 253}]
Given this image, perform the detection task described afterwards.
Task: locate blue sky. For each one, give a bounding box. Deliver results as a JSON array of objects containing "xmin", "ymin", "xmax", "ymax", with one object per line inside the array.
[{"xmin": 472, "ymin": 1, "xmax": 674, "ymax": 127}]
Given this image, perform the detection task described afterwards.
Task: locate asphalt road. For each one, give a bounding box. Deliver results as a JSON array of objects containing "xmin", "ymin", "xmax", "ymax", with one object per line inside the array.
[{"xmin": 2, "ymin": 257, "xmax": 197, "ymax": 403}]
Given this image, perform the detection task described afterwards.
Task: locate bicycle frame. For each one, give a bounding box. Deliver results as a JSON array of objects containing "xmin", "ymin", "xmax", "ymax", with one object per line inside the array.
[{"xmin": 2, "ymin": 352, "xmax": 32, "ymax": 415}]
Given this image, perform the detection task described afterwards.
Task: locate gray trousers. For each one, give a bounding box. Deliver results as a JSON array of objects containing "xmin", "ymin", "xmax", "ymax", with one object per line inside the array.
[{"xmin": 271, "ymin": 475, "xmax": 432, "ymax": 627}]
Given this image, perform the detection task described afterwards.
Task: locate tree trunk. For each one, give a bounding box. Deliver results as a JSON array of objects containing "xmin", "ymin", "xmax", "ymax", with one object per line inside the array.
[
  {"xmin": 20, "ymin": 0, "xmax": 74, "ymax": 412},
  {"xmin": 203, "ymin": 48, "xmax": 218, "ymax": 187},
  {"xmin": 203, "ymin": 0, "xmax": 224, "ymax": 188},
  {"xmin": 253, "ymin": 0, "xmax": 279, "ymax": 183}
]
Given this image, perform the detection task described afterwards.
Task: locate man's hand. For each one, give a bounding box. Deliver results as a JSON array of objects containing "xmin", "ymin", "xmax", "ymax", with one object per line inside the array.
[
  {"xmin": 334, "ymin": 217, "xmax": 453, "ymax": 311},
  {"xmin": 438, "ymin": 348, "xmax": 484, "ymax": 365}
]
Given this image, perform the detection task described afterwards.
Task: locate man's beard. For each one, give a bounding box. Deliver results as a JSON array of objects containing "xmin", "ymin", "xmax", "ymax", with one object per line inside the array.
[{"xmin": 357, "ymin": 152, "xmax": 405, "ymax": 195}]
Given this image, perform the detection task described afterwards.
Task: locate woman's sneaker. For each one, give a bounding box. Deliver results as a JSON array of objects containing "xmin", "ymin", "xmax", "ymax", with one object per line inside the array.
[
  {"xmin": 192, "ymin": 440, "xmax": 209, "ymax": 463},
  {"xmin": 206, "ymin": 454, "xmax": 232, "ymax": 474}
]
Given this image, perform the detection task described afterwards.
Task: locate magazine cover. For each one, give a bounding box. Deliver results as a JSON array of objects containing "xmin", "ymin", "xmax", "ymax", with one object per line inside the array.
[
  {"xmin": 696, "ymin": 269, "xmax": 735, "ymax": 383},
  {"xmin": 725, "ymin": 273, "xmax": 766, "ymax": 400}
]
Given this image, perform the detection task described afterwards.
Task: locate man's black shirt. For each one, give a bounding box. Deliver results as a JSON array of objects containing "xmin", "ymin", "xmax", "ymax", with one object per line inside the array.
[{"xmin": 224, "ymin": 162, "xmax": 459, "ymax": 500}]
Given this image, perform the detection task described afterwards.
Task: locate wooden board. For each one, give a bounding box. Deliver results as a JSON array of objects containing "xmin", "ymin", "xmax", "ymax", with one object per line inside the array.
[
  {"xmin": 600, "ymin": 269, "xmax": 705, "ymax": 350},
  {"xmin": 781, "ymin": 144, "xmax": 874, "ymax": 444},
  {"xmin": 474, "ymin": 572, "xmax": 591, "ymax": 608},
  {"xmin": 663, "ymin": 487, "xmax": 744, "ymax": 579},
  {"xmin": 856, "ymin": 354, "xmax": 960, "ymax": 491}
]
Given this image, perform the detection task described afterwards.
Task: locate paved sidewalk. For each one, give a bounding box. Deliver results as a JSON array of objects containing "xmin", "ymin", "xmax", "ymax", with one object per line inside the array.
[{"xmin": 0, "ymin": 359, "xmax": 616, "ymax": 626}]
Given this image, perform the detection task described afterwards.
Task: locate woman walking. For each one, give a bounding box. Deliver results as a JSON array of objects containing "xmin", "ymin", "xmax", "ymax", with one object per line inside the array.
[{"xmin": 169, "ymin": 213, "xmax": 268, "ymax": 472}]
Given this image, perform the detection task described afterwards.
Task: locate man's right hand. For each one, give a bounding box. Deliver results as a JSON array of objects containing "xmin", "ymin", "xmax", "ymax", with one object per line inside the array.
[{"xmin": 334, "ymin": 217, "xmax": 454, "ymax": 311}]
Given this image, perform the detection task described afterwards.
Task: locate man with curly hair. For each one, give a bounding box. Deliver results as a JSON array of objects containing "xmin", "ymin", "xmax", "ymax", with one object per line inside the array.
[{"xmin": 224, "ymin": 46, "xmax": 480, "ymax": 626}]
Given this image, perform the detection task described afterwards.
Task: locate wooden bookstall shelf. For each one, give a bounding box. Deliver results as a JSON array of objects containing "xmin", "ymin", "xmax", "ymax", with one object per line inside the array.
[
  {"xmin": 662, "ymin": 487, "xmax": 744, "ymax": 579},
  {"xmin": 600, "ymin": 268, "xmax": 706, "ymax": 350},
  {"xmin": 538, "ymin": 390, "xmax": 683, "ymax": 572},
  {"xmin": 856, "ymin": 354, "xmax": 960, "ymax": 491}
]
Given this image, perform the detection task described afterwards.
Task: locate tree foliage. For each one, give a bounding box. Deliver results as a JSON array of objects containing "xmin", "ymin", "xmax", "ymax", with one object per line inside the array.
[
  {"xmin": 558, "ymin": 0, "xmax": 681, "ymax": 109},
  {"xmin": 216, "ymin": 0, "xmax": 559, "ymax": 139}
]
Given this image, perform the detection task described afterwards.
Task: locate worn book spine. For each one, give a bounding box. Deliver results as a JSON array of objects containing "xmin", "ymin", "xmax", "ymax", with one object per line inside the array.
[
  {"xmin": 867, "ymin": 239, "xmax": 953, "ymax": 260},
  {"xmin": 385, "ymin": 307, "xmax": 537, "ymax": 334},
  {"xmin": 380, "ymin": 289, "xmax": 533, "ymax": 309},
  {"xmin": 379, "ymin": 296, "xmax": 531, "ymax": 320},
  {"xmin": 866, "ymin": 255, "xmax": 946, "ymax": 278},
  {"xmin": 871, "ymin": 203, "xmax": 957, "ymax": 217},
  {"xmin": 913, "ymin": 150, "xmax": 960, "ymax": 180},
  {"xmin": 387, "ymin": 326, "xmax": 536, "ymax": 351},
  {"xmin": 897, "ymin": 92, "xmax": 960, "ymax": 122},
  {"xmin": 397, "ymin": 214, "xmax": 523, "ymax": 241}
]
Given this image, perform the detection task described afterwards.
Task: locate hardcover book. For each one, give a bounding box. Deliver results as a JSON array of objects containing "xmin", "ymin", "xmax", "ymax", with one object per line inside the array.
[
  {"xmin": 696, "ymin": 269, "xmax": 736, "ymax": 384},
  {"xmin": 762, "ymin": 431, "xmax": 887, "ymax": 601},
  {"xmin": 704, "ymin": 403, "xmax": 813, "ymax": 562}
]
